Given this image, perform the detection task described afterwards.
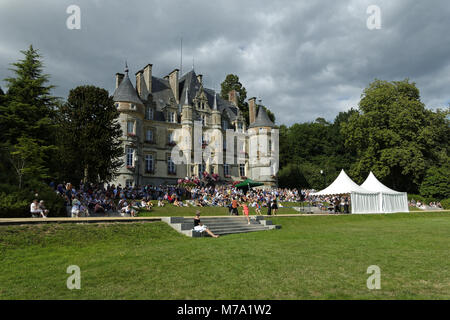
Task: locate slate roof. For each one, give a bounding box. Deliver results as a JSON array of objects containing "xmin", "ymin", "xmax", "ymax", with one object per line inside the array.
[
  {"xmin": 113, "ymin": 67, "xmax": 243, "ymax": 123},
  {"xmin": 249, "ymin": 105, "xmax": 275, "ymax": 128},
  {"xmin": 113, "ymin": 73, "xmax": 143, "ymax": 105}
]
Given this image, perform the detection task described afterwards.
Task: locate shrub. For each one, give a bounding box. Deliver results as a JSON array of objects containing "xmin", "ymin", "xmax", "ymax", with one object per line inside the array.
[
  {"xmin": 0, "ymin": 192, "xmax": 29, "ymax": 218},
  {"xmin": 0, "ymin": 183, "xmax": 65, "ymax": 218},
  {"xmin": 419, "ymin": 165, "xmax": 450, "ymax": 200},
  {"xmin": 440, "ymin": 199, "xmax": 450, "ymax": 210}
]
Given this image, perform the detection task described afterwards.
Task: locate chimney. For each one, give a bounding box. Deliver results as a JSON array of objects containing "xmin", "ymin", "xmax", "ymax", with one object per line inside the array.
[
  {"xmin": 168, "ymin": 69, "xmax": 179, "ymax": 104},
  {"xmin": 228, "ymin": 89, "xmax": 239, "ymax": 107},
  {"xmin": 135, "ymin": 70, "xmax": 143, "ymax": 96},
  {"xmin": 196, "ymin": 74, "xmax": 203, "ymax": 85},
  {"xmin": 115, "ymin": 73, "xmax": 124, "ymax": 89},
  {"xmin": 249, "ymin": 97, "xmax": 257, "ymax": 124},
  {"xmin": 143, "ymin": 64, "xmax": 152, "ymax": 94}
]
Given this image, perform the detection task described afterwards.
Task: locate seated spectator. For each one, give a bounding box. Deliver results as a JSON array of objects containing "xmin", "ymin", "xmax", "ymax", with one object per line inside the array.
[
  {"xmin": 71, "ymin": 198, "xmax": 81, "ymax": 217},
  {"xmin": 94, "ymin": 202, "xmax": 105, "ymax": 214},
  {"xmin": 173, "ymin": 199, "xmax": 183, "ymax": 207},
  {"xmin": 193, "ymin": 211, "xmax": 219, "ymax": 238},
  {"xmin": 38, "ymin": 200, "xmax": 50, "ymax": 217},
  {"xmin": 122, "ymin": 204, "xmax": 137, "ymax": 217},
  {"xmin": 30, "ymin": 199, "xmax": 47, "ymax": 218}
]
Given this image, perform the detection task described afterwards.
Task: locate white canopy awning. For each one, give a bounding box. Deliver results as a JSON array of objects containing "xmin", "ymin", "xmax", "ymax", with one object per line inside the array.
[
  {"xmin": 360, "ymin": 172, "xmax": 403, "ymax": 194},
  {"xmin": 311, "ymin": 169, "xmax": 374, "ymax": 196}
]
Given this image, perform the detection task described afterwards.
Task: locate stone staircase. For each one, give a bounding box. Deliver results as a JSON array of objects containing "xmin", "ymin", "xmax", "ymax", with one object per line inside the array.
[{"xmin": 161, "ymin": 216, "xmax": 281, "ymax": 237}]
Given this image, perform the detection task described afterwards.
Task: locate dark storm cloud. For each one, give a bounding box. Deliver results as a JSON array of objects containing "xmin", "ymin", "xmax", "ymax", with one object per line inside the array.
[{"xmin": 1, "ymin": 0, "xmax": 449, "ymax": 125}]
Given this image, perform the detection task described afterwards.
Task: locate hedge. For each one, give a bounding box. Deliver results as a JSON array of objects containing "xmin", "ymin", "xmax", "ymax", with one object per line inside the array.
[{"xmin": 0, "ymin": 184, "xmax": 66, "ymax": 218}]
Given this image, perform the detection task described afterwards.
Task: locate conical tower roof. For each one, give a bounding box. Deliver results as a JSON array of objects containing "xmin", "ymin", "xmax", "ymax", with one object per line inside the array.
[
  {"xmin": 249, "ymin": 105, "xmax": 274, "ymax": 128},
  {"xmin": 113, "ymin": 66, "xmax": 143, "ymax": 105}
]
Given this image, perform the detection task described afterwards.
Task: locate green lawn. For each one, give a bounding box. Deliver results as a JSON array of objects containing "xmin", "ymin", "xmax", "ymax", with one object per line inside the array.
[{"xmin": 0, "ymin": 212, "xmax": 449, "ymax": 299}]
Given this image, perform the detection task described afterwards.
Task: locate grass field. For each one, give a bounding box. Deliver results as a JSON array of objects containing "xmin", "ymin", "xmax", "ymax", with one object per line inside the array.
[{"xmin": 0, "ymin": 212, "xmax": 449, "ymax": 299}]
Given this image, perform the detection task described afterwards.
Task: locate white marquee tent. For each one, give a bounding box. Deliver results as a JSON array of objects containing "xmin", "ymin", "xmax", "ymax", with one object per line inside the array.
[
  {"xmin": 354, "ymin": 171, "xmax": 409, "ymax": 214},
  {"xmin": 311, "ymin": 170, "xmax": 408, "ymax": 214},
  {"xmin": 311, "ymin": 169, "xmax": 372, "ymax": 196}
]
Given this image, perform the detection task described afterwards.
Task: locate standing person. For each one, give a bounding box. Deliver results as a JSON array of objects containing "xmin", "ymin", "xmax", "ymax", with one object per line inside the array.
[
  {"xmin": 267, "ymin": 199, "xmax": 272, "ymax": 216},
  {"xmin": 344, "ymin": 197, "xmax": 350, "ymax": 214},
  {"xmin": 334, "ymin": 197, "xmax": 340, "ymax": 214},
  {"xmin": 255, "ymin": 202, "xmax": 262, "ymax": 215},
  {"xmin": 242, "ymin": 203, "xmax": 251, "ymax": 224},
  {"xmin": 193, "ymin": 211, "xmax": 219, "ymax": 238},
  {"xmin": 231, "ymin": 197, "xmax": 239, "ymax": 216},
  {"xmin": 340, "ymin": 197, "xmax": 345, "ymax": 213},
  {"xmin": 271, "ymin": 198, "xmax": 278, "ymax": 215}
]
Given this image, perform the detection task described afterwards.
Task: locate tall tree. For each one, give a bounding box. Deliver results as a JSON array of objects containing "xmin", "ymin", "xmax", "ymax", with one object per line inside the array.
[
  {"xmin": 0, "ymin": 45, "xmax": 57, "ymax": 146},
  {"xmin": 342, "ymin": 79, "xmax": 449, "ymax": 192},
  {"xmin": 56, "ymin": 85, "xmax": 123, "ymax": 183},
  {"xmin": 0, "ymin": 45, "xmax": 58, "ymax": 188}
]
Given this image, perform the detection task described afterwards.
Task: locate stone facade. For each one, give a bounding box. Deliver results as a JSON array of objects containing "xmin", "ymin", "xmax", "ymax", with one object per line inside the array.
[{"xmin": 110, "ymin": 63, "xmax": 277, "ymax": 187}]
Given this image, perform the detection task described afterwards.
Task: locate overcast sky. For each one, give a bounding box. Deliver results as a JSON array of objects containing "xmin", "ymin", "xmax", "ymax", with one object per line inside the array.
[{"xmin": 1, "ymin": 0, "xmax": 449, "ymax": 125}]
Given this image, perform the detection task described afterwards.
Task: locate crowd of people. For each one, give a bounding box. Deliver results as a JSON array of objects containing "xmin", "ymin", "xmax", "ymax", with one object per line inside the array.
[
  {"xmin": 408, "ymin": 199, "xmax": 443, "ymax": 210},
  {"xmin": 28, "ymin": 180, "xmax": 309, "ymax": 218},
  {"xmin": 29, "ymin": 178, "xmax": 360, "ymax": 218}
]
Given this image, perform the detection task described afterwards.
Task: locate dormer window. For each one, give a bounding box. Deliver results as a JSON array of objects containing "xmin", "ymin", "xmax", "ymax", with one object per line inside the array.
[
  {"xmin": 145, "ymin": 106, "xmax": 153, "ymax": 120},
  {"xmin": 115, "ymin": 103, "xmax": 119, "ymax": 108},
  {"xmin": 168, "ymin": 111, "xmax": 176, "ymax": 123},
  {"xmin": 131, "ymin": 104, "xmax": 136, "ymax": 110}
]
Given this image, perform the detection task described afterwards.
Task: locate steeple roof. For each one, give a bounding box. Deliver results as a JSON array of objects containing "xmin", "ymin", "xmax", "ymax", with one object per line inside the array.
[
  {"xmin": 113, "ymin": 68, "xmax": 143, "ymax": 105},
  {"xmin": 248, "ymin": 105, "xmax": 275, "ymax": 128}
]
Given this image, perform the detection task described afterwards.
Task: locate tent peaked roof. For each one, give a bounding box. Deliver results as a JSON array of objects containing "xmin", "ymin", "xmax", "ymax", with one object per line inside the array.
[
  {"xmin": 312, "ymin": 169, "xmax": 373, "ymax": 196},
  {"xmin": 360, "ymin": 172, "xmax": 402, "ymax": 194}
]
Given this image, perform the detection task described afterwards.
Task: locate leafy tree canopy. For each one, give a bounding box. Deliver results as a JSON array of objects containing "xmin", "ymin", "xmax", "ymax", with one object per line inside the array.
[
  {"xmin": 341, "ymin": 79, "xmax": 449, "ymax": 192},
  {"xmin": 55, "ymin": 85, "xmax": 123, "ymax": 183}
]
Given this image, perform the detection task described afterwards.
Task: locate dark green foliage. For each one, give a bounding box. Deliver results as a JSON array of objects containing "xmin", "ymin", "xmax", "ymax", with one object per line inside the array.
[
  {"xmin": 0, "ymin": 183, "xmax": 65, "ymax": 218},
  {"xmin": 278, "ymin": 110, "xmax": 357, "ymax": 189},
  {"xmin": 342, "ymin": 79, "xmax": 450, "ymax": 192},
  {"xmin": 440, "ymin": 199, "xmax": 450, "ymax": 210},
  {"xmin": 220, "ymin": 74, "xmax": 275, "ymax": 125},
  {"xmin": 0, "ymin": 45, "xmax": 57, "ymax": 146},
  {"xmin": 55, "ymin": 85, "xmax": 123, "ymax": 183},
  {"xmin": 0, "ymin": 45, "xmax": 58, "ymax": 190},
  {"xmin": 419, "ymin": 165, "xmax": 450, "ymax": 200}
]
